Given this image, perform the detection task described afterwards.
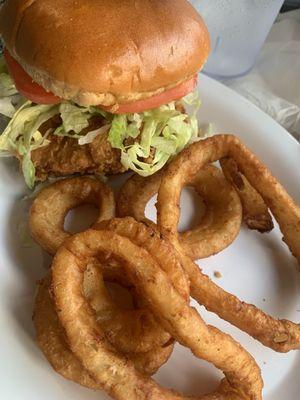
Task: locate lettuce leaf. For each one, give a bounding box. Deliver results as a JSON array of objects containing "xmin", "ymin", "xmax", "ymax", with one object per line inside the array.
[
  {"xmin": 0, "ymin": 99, "xmax": 112, "ymax": 187},
  {"xmin": 108, "ymin": 92, "xmax": 202, "ymax": 175},
  {"xmin": 78, "ymin": 124, "xmax": 110, "ymax": 145},
  {"xmin": 53, "ymin": 103, "xmax": 111, "ymax": 138},
  {"xmin": 0, "ymin": 72, "xmax": 18, "ymax": 97},
  {"xmin": 22, "ymin": 152, "xmax": 36, "ymax": 189},
  {"xmin": 0, "ymin": 101, "xmax": 59, "ymax": 188},
  {"xmin": 0, "ymin": 55, "xmax": 17, "ymax": 95},
  {"xmin": 108, "ymin": 114, "xmax": 127, "ymax": 148},
  {"xmin": 0, "ymin": 55, "xmax": 24, "ymax": 118},
  {"xmin": 0, "ymin": 96, "xmax": 17, "ymax": 118},
  {"xmin": 59, "ymin": 103, "xmax": 91, "ymax": 134}
]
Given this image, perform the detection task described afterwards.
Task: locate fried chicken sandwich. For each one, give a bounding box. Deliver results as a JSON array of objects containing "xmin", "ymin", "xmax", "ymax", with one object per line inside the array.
[{"xmin": 0, "ymin": 0, "xmax": 210, "ymax": 187}]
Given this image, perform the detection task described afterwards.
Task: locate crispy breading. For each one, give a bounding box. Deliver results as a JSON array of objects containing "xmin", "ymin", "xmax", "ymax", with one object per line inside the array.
[
  {"xmin": 31, "ymin": 115, "xmax": 124, "ymax": 181},
  {"xmin": 30, "ymin": 102, "xmax": 187, "ymax": 181}
]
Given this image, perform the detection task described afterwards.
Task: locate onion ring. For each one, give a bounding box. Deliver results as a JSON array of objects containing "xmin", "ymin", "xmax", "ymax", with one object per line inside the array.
[
  {"xmin": 91, "ymin": 217, "xmax": 190, "ymax": 353},
  {"xmin": 85, "ymin": 262, "xmax": 175, "ymax": 375},
  {"xmin": 220, "ymin": 158, "xmax": 274, "ymax": 233},
  {"xmin": 84, "ymin": 251, "xmax": 181, "ymax": 355},
  {"xmin": 29, "ymin": 177, "xmax": 115, "ymax": 254},
  {"xmin": 93, "ymin": 217, "xmax": 190, "ymax": 301},
  {"xmin": 117, "ymin": 165, "xmax": 242, "ymax": 259},
  {"xmin": 52, "ymin": 228, "xmax": 263, "ymax": 400},
  {"xmin": 34, "ymin": 274, "xmax": 99, "ymax": 390},
  {"xmin": 157, "ymin": 134, "xmax": 300, "ymax": 352},
  {"xmin": 34, "ymin": 274, "xmax": 173, "ymax": 388}
]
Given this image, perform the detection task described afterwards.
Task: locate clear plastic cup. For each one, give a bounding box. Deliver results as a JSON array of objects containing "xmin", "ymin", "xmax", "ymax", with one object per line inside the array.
[{"xmin": 190, "ymin": 0, "xmax": 285, "ymax": 79}]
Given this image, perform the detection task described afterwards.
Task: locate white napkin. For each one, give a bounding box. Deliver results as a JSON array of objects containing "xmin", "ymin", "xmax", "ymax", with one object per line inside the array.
[{"xmin": 224, "ymin": 10, "xmax": 300, "ymax": 141}]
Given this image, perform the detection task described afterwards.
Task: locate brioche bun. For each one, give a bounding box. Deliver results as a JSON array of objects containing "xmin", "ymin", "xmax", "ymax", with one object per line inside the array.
[{"xmin": 0, "ymin": 0, "xmax": 210, "ymax": 106}]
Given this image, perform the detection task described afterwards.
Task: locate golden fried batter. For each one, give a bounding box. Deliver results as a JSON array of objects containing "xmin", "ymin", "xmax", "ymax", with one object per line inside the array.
[
  {"xmin": 31, "ymin": 115, "xmax": 124, "ymax": 181},
  {"xmin": 30, "ymin": 102, "xmax": 187, "ymax": 181}
]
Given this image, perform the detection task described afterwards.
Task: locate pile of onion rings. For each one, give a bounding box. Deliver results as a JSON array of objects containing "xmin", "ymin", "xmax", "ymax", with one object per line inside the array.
[
  {"xmin": 51, "ymin": 225, "xmax": 263, "ymax": 399},
  {"xmin": 32, "ymin": 178, "xmax": 189, "ymax": 376},
  {"xmin": 29, "ymin": 134, "xmax": 300, "ymax": 399}
]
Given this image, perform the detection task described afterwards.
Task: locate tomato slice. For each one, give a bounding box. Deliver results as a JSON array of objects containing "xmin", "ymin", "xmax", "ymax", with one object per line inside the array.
[
  {"xmin": 101, "ymin": 76, "xmax": 197, "ymax": 114},
  {"xmin": 4, "ymin": 49, "xmax": 61, "ymax": 104},
  {"xmin": 4, "ymin": 48, "xmax": 196, "ymax": 111}
]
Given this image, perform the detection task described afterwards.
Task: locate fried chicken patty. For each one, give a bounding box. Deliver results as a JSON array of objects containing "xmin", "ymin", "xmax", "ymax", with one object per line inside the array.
[
  {"xmin": 30, "ymin": 102, "xmax": 186, "ymax": 181},
  {"xmin": 31, "ymin": 115, "xmax": 125, "ymax": 181}
]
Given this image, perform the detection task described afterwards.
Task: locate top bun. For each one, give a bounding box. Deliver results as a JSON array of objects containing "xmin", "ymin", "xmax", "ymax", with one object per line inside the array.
[{"xmin": 0, "ymin": 0, "xmax": 210, "ymax": 106}]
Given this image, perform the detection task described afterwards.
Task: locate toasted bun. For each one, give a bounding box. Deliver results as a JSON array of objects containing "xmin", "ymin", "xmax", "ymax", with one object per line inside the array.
[{"xmin": 0, "ymin": 0, "xmax": 210, "ymax": 106}]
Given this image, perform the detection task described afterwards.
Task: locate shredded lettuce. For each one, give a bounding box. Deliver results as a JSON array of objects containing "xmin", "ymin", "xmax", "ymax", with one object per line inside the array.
[
  {"xmin": 0, "ymin": 101, "xmax": 59, "ymax": 187},
  {"xmin": 78, "ymin": 124, "xmax": 110, "ymax": 145},
  {"xmin": 0, "ymin": 99, "xmax": 113, "ymax": 187},
  {"xmin": 0, "ymin": 93, "xmax": 25, "ymax": 119},
  {"xmin": 108, "ymin": 114, "xmax": 128, "ymax": 148},
  {"xmin": 53, "ymin": 103, "xmax": 110, "ymax": 138},
  {"xmin": 108, "ymin": 92, "xmax": 202, "ymax": 176},
  {"xmin": 0, "ymin": 55, "xmax": 25, "ymax": 118},
  {"xmin": 22, "ymin": 153, "xmax": 36, "ymax": 189},
  {"xmin": 0, "ymin": 96, "xmax": 17, "ymax": 118},
  {"xmin": 0, "ymin": 72, "xmax": 17, "ymax": 97},
  {"xmin": 59, "ymin": 103, "xmax": 91, "ymax": 134},
  {"xmin": 0, "ymin": 56, "xmax": 18, "ymax": 97}
]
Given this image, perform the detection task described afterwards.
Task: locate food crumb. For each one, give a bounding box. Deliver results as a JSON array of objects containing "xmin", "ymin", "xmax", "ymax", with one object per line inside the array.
[{"xmin": 214, "ymin": 271, "xmax": 222, "ymax": 279}]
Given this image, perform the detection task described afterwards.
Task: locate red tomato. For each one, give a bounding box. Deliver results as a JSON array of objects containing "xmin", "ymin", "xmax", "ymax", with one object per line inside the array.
[
  {"xmin": 101, "ymin": 76, "xmax": 197, "ymax": 114},
  {"xmin": 4, "ymin": 48, "xmax": 196, "ymax": 111},
  {"xmin": 4, "ymin": 49, "xmax": 61, "ymax": 104}
]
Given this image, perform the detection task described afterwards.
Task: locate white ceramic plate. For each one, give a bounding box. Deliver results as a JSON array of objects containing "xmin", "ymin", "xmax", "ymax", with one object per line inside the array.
[{"xmin": 0, "ymin": 74, "xmax": 299, "ymax": 400}]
